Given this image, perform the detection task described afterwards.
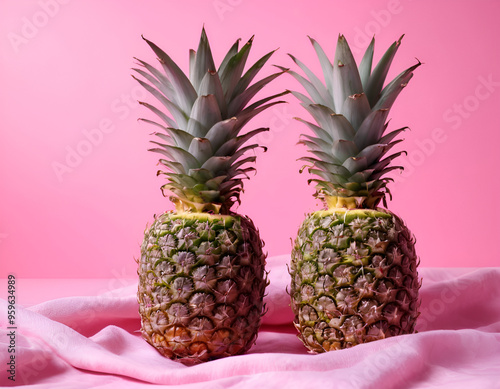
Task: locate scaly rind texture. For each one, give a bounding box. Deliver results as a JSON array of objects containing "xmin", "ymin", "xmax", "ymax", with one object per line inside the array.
[
  {"xmin": 133, "ymin": 28, "xmax": 288, "ymax": 213},
  {"xmin": 290, "ymin": 208, "xmax": 420, "ymax": 352},
  {"xmin": 138, "ymin": 212, "xmax": 268, "ymax": 365},
  {"xmin": 290, "ymin": 35, "xmax": 420, "ymax": 208}
]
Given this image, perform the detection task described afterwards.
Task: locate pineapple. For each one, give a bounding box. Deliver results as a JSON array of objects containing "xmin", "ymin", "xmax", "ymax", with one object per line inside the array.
[
  {"xmin": 288, "ymin": 35, "xmax": 421, "ymax": 352},
  {"xmin": 134, "ymin": 28, "xmax": 287, "ymax": 364}
]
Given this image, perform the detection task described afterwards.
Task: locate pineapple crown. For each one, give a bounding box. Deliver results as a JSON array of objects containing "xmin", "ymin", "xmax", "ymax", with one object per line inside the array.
[
  {"xmin": 134, "ymin": 28, "xmax": 288, "ymax": 214},
  {"xmin": 288, "ymin": 34, "xmax": 420, "ymax": 209}
]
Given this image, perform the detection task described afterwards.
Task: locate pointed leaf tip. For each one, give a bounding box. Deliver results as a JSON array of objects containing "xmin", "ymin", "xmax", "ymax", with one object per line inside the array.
[
  {"xmin": 273, "ymin": 64, "xmax": 287, "ymax": 70},
  {"xmin": 244, "ymin": 35, "xmax": 255, "ymax": 45},
  {"xmin": 201, "ymin": 26, "xmax": 208, "ymax": 38}
]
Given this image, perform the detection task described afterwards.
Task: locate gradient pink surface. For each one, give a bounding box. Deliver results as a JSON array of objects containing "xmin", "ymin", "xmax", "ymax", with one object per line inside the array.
[{"xmin": 1, "ymin": 0, "xmax": 499, "ymax": 278}]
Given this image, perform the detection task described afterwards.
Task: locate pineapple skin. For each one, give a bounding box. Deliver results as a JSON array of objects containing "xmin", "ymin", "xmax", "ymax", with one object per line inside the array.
[
  {"xmin": 290, "ymin": 208, "xmax": 420, "ymax": 352},
  {"xmin": 138, "ymin": 211, "xmax": 267, "ymax": 365}
]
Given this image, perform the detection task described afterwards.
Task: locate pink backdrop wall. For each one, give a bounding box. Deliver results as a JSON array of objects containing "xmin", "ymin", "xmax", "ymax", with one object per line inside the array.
[{"xmin": 1, "ymin": 0, "xmax": 499, "ymax": 278}]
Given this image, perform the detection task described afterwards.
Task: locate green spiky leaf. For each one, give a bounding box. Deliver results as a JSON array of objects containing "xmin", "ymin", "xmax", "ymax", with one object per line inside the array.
[
  {"xmin": 288, "ymin": 33, "xmax": 419, "ymax": 208},
  {"xmin": 136, "ymin": 29, "xmax": 286, "ymax": 213}
]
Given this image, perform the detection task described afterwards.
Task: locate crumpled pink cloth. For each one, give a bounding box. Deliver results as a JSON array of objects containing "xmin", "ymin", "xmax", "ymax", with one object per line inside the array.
[{"xmin": 1, "ymin": 256, "xmax": 500, "ymax": 388}]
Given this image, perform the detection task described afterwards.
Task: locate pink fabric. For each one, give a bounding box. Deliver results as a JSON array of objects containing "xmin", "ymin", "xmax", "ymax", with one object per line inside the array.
[{"xmin": 1, "ymin": 257, "xmax": 500, "ymax": 388}]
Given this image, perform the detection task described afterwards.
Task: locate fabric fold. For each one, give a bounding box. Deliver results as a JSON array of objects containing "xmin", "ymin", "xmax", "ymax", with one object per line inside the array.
[{"xmin": 0, "ymin": 263, "xmax": 499, "ymax": 388}]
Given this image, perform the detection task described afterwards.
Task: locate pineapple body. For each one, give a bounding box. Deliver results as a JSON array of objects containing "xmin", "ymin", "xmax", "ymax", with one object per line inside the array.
[
  {"xmin": 290, "ymin": 208, "xmax": 419, "ymax": 352},
  {"xmin": 138, "ymin": 212, "xmax": 267, "ymax": 364}
]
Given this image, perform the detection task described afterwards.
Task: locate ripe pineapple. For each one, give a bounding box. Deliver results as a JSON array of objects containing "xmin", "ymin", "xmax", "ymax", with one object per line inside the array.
[
  {"xmin": 288, "ymin": 35, "xmax": 421, "ymax": 352},
  {"xmin": 134, "ymin": 28, "xmax": 287, "ymax": 364}
]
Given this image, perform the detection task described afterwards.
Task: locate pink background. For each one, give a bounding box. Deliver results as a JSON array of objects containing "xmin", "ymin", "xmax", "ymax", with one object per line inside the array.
[{"xmin": 1, "ymin": 0, "xmax": 499, "ymax": 279}]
